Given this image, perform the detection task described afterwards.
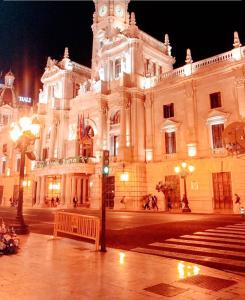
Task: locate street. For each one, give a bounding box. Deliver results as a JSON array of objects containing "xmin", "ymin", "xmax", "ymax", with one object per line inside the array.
[{"xmin": 1, "ymin": 207, "xmax": 245, "ymax": 275}]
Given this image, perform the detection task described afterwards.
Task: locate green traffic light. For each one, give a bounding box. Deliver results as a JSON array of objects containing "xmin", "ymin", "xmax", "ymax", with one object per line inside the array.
[{"xmin": 103, "ymin": 166, "xmax": 109, "ymax": 175}]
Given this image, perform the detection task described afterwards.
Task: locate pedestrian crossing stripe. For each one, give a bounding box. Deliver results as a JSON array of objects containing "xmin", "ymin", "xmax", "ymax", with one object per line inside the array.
[
  {"xmin": 165, "ymin": 238, "xmax": 245, "ymax": 250},
  {"xmin": 132, "ymin": 223, "xmax": 245, "ymax": 272},
  {"xmin": 193, "ymin": 231, "xmax": 245, "ymax": 239},
  {"xmin": 181, "ymin": 235, "xmax": 245, "ymax": 244},
  {"xmin": 149, "ymin": 242, "xmax": 245, "ymax": 258},
  {"xmin": 132, "ymin": 247, "xmax": 245, "ymax": 268},
  {"xmin": 205, "ymin": 229, "xmax": 245, "ymax": 235}
]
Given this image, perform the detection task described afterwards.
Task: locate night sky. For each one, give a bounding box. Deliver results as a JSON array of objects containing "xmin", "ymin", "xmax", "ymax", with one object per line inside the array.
[{"xmin": 0, "ymin": 0, "xmax": 244, "ymax": 100}]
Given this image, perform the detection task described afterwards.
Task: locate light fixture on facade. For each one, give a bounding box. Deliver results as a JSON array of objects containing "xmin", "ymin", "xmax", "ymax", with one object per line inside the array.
[
  {"xmin": 187, "ymin": 143, "xmax": 197, "ymax": 157},
  {"xmin": 120, "ymin": 163, "xmax": 129, "ymax": 182},
  {"xmin": 145, "ymin": 149, "xmax": 153, "ymax": 162},
  {"xmin": 89, "ymin": 181, "xmax": 93, "ymax": 188},
  {"xmin": 6, "ymin": 168, "xmax": 11, "ymax": 176},
  {"xmin": 48, "ymin": 182, "xmax": 61, "ymax": 190}
]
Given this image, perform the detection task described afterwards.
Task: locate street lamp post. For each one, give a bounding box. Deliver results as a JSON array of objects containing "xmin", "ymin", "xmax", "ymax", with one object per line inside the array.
[
  {"xmin": 10, "ymin": 117, "xmax": 40, "ymax": 234},
  {"xmin": 174, "ymin": 162, "xmax": 195, "ymax": 213}
]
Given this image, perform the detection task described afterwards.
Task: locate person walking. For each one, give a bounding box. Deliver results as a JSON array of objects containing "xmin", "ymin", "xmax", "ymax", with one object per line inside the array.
[
  {"xmin": 234, "ymin": 193, "xmax": 241, "ymax": 214},
  {"xmin": 73, "ymin": 196, "xmax": 78, "ymax": 208},
  {"xmin": 167, "ymin": 196, "xmax": 172, "ymax": 211}
]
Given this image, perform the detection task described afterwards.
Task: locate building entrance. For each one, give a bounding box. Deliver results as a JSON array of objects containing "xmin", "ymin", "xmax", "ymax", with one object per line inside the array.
[
  {"xmin": 212, "ymin": 172, "xmax": 232, "ymax": 210},
  {"xmin": 105, "ymin": 176, "xmax": 115, "ymax": 209},
  {"xmin": 165, "ymin": 175, "xmax": 180, "ymax": 209}
]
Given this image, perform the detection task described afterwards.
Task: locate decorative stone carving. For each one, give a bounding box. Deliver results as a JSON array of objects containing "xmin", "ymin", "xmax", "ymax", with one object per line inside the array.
[
  {"xmin": 185, "ymin": 48, "xmax": 193, "ymax": 64},
  {"xmin": 233, "ymin": 31, "xmax": 242, "ymax": 48}
]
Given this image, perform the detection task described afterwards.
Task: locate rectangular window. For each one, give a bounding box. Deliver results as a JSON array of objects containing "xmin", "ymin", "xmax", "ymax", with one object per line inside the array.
[
  {"xmin": 210, "ymin": 92, "xmax": 221, "ymax": 109},
  {"xmin": 212, "ymin": 124, "xmax": 224, "ymax": 149},
  {"xmin": 2, "ymin": 144, "xmax": 7, "ymax": 154},
  {"xmin": 165, "ymin": 132, "xmax": 176, "ymax": 154},
  {"xmin": 115, "ymin": 59, "xmax": 121, "ymax": 79},
  {"xmin": 42, "ymin": 148, "xmax": 48, "ymax": 160},
  {"xmin": 163, "ymin": 103, "xmax": 174, "ymax": 118},
  {"xmin": 111, "ymin": 136, "xmax": 119, "ymax": 156},
  {"xmin": 2, "ymin": 160, "xmax": 6, "ymax": 174}
]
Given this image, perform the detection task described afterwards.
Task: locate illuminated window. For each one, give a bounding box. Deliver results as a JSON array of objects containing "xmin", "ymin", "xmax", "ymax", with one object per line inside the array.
[
  {"xmin": 163, "ymin": 103, "xmax": 174, "ymax": 119},
  {"xmin": 210, "ymin": 92, "xmax": 221, "ymax": 109},
  {"xmin": 165, "ymin": 132, "xmax": 176, "ymax": 154},
  {"xmin": 212, "ymin": 123, "xmax": 224, "ymax": 149}
]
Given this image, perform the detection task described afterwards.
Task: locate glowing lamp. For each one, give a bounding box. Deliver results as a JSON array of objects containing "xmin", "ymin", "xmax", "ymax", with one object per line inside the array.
[
  {"xmin": 10, "ymin": 126, "xmax": 21, "ymax": 142},
  {"xmin": 120, "ymin": 172, "xmax": 129, "ymax": 182},
  {"xmin": 188, "ymin": 165, "xmax": 195, "ymax": 173},
  {"xmin": 174, "ymin": 166, "xmax": 180, "ymax": 173},
  {"xmin": 181, "ymin": 162, "xmax": 187, "ymax": 169},
  {"xmin": 19, "ymin": 117, "xmax": 32, "ymax": 131}
]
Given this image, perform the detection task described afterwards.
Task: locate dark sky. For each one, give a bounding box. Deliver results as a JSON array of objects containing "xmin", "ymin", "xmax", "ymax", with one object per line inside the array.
[{"xmin": 0, "ymin": 0, "xmax": 244, "ymax": 100}]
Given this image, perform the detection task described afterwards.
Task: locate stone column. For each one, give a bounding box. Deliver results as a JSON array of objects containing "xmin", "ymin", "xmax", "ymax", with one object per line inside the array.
[
  {"xmin": 77, "ymin": 177, "xmax": 82, "ymax": 204},
  {"xmin": 48, "ymin": 122, "xmax": 57, "ymax": 159},
  {"xmin": 65, "ymin": 174, "xmax": 72, "ymax": 206},
  {"xmin": 36, "ymin": 176, "xmax": 41, "ymax": 206},
  {"xmin": 119, "ymin": 104, "xmax": 126, "ymax": 160},
  {"xmin": 39, "ymin": 176, "xmax": 46, "ymax": 207},
  {"xmin": 61, "ymin": 174, "xmax": 66, "ymax": 205},
  {"xmin": 184, "ymin": 82, "xmax": 197, "ymax": 146},
  {"xmin": 71, "ymin": 176, "xmax": 76, "ymax": 199},
  {"xmin": 234, "ymin": 68, "xmax": 245, "ymax": 118}
]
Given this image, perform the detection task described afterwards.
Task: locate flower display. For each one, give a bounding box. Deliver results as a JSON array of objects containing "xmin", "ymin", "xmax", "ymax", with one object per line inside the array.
[{"xmin": 0, "ymin": 219, "xmax": 19, "ymax": 255}]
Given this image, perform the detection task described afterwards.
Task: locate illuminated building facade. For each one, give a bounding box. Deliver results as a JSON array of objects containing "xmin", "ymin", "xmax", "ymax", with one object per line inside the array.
[
  {"xmin": 0, "ymin": 71, "xmax": 33, "ymax": 205},
  {"xmin": 1, "ymin": 0, "xmax": 245, "ymax": 212}
]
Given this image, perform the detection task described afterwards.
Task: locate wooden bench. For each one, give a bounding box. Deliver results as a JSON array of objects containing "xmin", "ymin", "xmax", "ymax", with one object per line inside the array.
[{"xmin": 54, "ymin": 212, "xmax": 100, "ymax": 250}]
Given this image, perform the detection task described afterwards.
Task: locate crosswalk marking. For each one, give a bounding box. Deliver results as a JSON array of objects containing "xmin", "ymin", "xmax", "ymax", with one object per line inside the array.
[
  {"xmin": 205, "ymin": 229, "xmax": 245, "ymax": 235},
  {"xmin": 165, "ymin": 238, "xmax": 245, "ymax": 250},
  {"xmin": 181, "ymin": 234, "xmax": 245, "ymax": 244},
  {"xmin": 218, "ymin": 226, "xmax": 245, "ymax": 232},
  {"xmin": 132, "ymin": 247, "xmax": 245, "ymax": 268},
  {"xmin": 132, "ymin": 223, "xmax": 245, "ymax": 273},
  {"xmin": 150, "ymin": 242, "xmax": 245, "ymax": 258},
  {"xmin": 193, "ymin": 231, "xmax": 245, "ymax": 239}
]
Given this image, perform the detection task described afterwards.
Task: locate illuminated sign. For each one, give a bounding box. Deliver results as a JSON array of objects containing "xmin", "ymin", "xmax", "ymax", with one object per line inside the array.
[{"xmin": 18, "ymin": 96, "xmax": 32, "ymax": 104}]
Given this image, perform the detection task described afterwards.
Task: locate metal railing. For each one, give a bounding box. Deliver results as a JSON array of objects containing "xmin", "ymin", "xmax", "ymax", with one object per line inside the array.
[{"xmin": 54, "ymin": 212, "xmax": 100, "ymax": 251}]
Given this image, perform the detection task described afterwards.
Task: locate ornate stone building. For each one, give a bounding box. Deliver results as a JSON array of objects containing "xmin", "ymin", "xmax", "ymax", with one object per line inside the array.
[{"xmin": 1, "ymin": 0, "xmax": 245, "ymax": 212}]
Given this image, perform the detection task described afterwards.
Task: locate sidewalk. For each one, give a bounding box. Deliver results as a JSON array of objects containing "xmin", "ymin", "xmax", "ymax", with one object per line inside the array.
[{"xmin": 1, "ymin": 234, "xmax": 245, "ymax": 300}]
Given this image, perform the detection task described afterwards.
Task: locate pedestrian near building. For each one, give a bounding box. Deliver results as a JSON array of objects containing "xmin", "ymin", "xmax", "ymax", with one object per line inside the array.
[
  {"xmin": 234, "ymin": 193, "xmax": 241, "ymax": 214},
  {"xmin": 73, "ymin": 196, "xmax": 78, "ymax": 208}
]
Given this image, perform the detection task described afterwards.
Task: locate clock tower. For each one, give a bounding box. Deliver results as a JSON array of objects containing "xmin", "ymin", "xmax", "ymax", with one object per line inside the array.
[{"xmin": 92, "ymin": 1, "xmax": 130, "ymax": 79}]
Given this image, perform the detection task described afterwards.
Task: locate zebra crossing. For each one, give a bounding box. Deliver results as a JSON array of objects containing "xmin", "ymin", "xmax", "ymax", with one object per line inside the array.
[{"xmin": 132, "ymin": 222, "xmax": 245, "ymax": 273}]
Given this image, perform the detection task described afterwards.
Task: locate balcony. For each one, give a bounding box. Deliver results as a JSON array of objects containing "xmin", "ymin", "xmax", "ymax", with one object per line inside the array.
[{"xmin": 33, "ymin": 156, "xmax": 95, "ymax": 175}]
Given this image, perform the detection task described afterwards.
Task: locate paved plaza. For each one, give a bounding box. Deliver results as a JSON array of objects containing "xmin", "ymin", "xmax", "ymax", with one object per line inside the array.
[{"xmin": 1, "ymin": 233, "xmax": 245, "ymax": 300}]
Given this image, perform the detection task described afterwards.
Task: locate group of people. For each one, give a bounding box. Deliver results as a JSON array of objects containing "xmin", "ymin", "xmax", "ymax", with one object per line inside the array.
[
  {"xmin": 143, "ymin": 194, "xmax": 158, "ymax": 210},
  {"xmin": 9, "ymin": 197, "xmax": 17, "ymax": 207},
  {"xmin": 51, "ymin": 196, "xmax": 60, "ymax": 207}
]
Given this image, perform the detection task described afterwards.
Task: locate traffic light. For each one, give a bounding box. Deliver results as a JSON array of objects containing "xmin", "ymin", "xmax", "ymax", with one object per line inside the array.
[{"xmin": 102, "ymin": 150, "xmax": 109, "ymax": 175}]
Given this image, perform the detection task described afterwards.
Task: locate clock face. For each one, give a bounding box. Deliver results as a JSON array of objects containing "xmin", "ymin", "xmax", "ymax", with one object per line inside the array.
[
  {"xmin": 115, "ymin": 5, "xmax": 124, "ymax": 17},
  {"xmin": 99, "ymin": 5, "xmax": 107, "ymax": 17}
]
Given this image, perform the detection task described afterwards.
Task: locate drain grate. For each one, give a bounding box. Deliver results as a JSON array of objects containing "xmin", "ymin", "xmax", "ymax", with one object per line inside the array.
[
  {"xmin": 144, "ymin": 283, "xmax": 187, "ymax": 297},
  {"xmin": 179, "ymin": 275, "xmax": 237, "ymax": 291}
]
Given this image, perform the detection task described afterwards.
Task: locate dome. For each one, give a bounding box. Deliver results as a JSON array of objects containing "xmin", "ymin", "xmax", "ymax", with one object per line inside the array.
[{"xmin": 5, "ymin": 71, "xmax": 15, "ymax": 87}]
